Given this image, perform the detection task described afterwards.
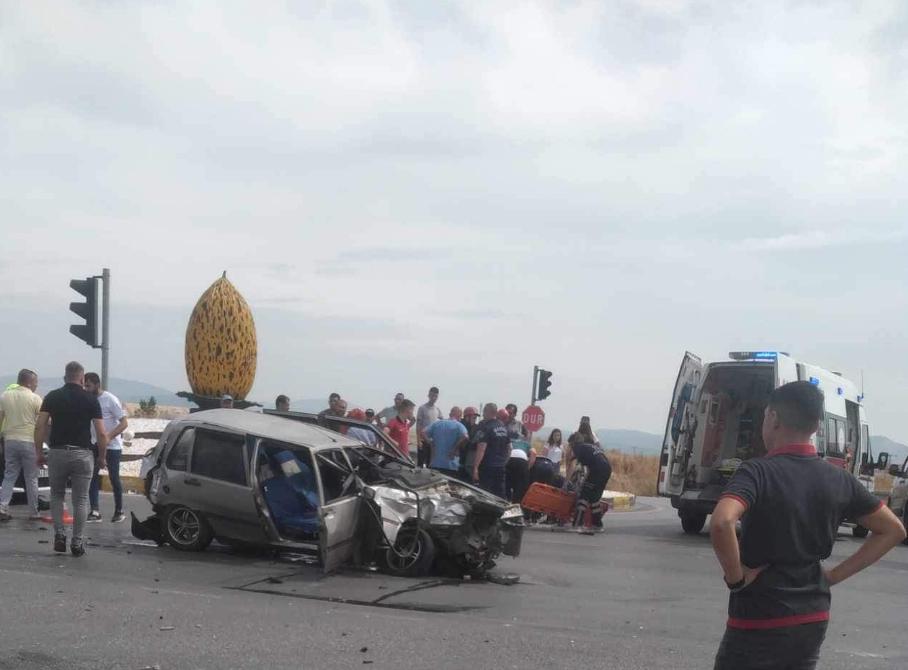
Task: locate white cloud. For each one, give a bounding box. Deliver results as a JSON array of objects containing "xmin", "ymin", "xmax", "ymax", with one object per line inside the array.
[{"xmin": 1, "ymin": 1, "xmax": 907, "ymax": 440}]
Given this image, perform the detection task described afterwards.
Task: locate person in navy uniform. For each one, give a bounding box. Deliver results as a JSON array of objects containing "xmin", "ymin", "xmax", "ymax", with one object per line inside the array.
[{"xmin": 565, "ymin": 418, "xmax": 611, "ymax": 533}]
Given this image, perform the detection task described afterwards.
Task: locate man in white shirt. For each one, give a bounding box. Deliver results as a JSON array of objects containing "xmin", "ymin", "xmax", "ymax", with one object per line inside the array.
[
  {"xmin": 0, "ymin": 370, "xmax": 43, "ymax": 520},
  {"xmin": 416, "ymin": 387, "xmax": 443, "ymax": 467},
  {"xmin": 377, "ymin": 392, "xmax": 406, "ymax": 427},
  {"xmin": 84, "ymin": 373, "xmax": 129, "ymax": 523}
]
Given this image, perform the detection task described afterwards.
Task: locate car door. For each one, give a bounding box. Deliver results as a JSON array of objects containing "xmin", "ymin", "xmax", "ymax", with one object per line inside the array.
[
  {"xmin": 658, "ymin": 351, "xmax": 702, "ymax": 496},
  {"xmin": 314, "ymin": 448, "xmax": 361, "ymax": 572},
  {"xmin": 248, "ymin": 437, "xmax": 321, "ymax": 552},
  {"xmin": 179, "ymin": 427, "xmax": 268, "ymax": 544}
]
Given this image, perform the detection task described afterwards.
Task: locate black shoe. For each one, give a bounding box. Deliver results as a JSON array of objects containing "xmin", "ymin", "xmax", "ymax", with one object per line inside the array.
[
  {"xmin": 86, "ymin": 510, "xmax": 102, "ymax": 522},
  {"xmin": 111, "ymin": 511, "xmax": 126, "ymax": 523},
  {"xmin": 54, "ymin": 534, "xmax": 67, "ymax": 553},
  {"xmin": 70, "ymin": 541, "xmax": 85, "ymax": 557}
]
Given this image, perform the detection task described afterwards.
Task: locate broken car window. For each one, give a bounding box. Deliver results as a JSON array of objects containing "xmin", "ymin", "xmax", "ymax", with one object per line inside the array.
[
  {"xmin": 316, "ymin": 450, "xmax": 356, "ymax": 503},
  {"xmin": 166, "ymin": 427, "xmax": 195, "ymax": 471}
]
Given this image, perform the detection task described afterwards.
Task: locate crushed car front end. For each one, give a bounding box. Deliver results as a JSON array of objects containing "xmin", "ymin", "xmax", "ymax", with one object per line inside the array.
[{"xmin": 357, "ymin": 460, "xmax": 524, "ymax": 576}]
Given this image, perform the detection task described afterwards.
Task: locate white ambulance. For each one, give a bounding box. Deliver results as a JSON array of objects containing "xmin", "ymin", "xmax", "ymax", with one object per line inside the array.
[{"xmin": 657, "ymin": 351, "xmax": 871, "ymax": 535}]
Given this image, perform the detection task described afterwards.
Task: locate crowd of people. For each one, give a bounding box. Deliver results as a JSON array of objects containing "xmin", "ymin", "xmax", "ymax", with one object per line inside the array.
[
  {"xmin": 0, "ymin": 363, "xmax": 129, "ymax": 557},
  {"xmin": 0, "ymin": 366, "xmax": 614, "ymax": 555},
  {"xmin": 273, "ymin": 386, "xmax": 613, "ymax": 532}
]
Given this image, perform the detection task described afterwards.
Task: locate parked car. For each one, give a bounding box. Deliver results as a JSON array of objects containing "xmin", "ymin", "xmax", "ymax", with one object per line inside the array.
[
  {"xmin": 134, "ymin": 409, "xmax": 524, "ymax": 576},
  {"xmin": 0, "ymin": 440, "xmax": 50, "ymax": 508},
  {"xmin": 886, "ymin": 456, "xmax": 908, "ymax": 545}
]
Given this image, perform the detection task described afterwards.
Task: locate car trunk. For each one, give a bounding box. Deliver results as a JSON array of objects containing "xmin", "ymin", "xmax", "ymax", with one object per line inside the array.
[{"xmin": 688, "ymin": 362, "xmax": 775, "ymax": 488}]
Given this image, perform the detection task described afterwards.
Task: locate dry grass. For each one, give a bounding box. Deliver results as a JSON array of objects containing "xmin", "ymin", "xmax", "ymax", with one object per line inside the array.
[
  {"xmin": 604, "ymin": 450, "xmax": 659, "ymax": 497},
  {"xmin": 531, "ymin": 439, "xmax": 660, "ymax": 497}
]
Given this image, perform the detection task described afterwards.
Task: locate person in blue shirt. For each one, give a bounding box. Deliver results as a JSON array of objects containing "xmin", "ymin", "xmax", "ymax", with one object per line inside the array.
[{"xmin": 425, "ymin": 407, "xmax": 469, "ymax": 477}]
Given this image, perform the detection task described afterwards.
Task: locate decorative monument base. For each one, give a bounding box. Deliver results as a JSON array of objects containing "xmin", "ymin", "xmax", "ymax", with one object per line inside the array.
[{"xmin": 177, "ymin": 391, "xmax": 261, "ymax": 412}]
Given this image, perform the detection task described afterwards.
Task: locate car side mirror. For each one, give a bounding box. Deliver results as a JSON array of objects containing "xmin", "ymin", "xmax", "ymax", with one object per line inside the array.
[
  {"xmin": 877, "ymin": 452, "xmax": 890, "ymax": 470},
  {"xmin": 889, "ymin": 464, "xmax": 901, "ymax": 477},
  {"xmin": 861, "ymin": 453, "xmax": 869, "ymax": 466}
]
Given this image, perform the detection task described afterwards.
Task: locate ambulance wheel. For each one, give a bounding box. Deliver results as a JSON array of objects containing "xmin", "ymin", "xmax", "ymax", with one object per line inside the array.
[
  {"xmin": 681, "ymin": 512, "xmax": 707, "ymax": 535},
  {"xmin": 852, "ymin": 524, "xmax": 869, "ymax": 539},
  {"xmin": 381, "ymin": 525, "xmax": 435, "ymax": 577},
  {"xmin": 164, "ymin": 506, "xmax": 213, "ymax": 552}
]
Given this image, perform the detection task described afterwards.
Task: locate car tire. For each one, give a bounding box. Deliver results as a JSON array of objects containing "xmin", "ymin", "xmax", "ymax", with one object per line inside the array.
[
  {"xmin": 380, "ymin": 525, "xmax": 435, "ymax": 578},
  {"xmin": 852, "ymin": 524, "xmax": 869, "ymax": 539},
  {"xmin": 163, "ymin": 506, "xmax": 213, "ymax": 552},
  {"xmin": 681, "ymin": 512, "xmax": 707, "ymax": 535}
]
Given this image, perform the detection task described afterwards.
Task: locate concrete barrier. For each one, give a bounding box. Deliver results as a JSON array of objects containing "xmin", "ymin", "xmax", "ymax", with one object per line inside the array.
[
  {"xmin": 602, "ymin": 490, "xmax": 636, "ymax": 510},
  {"xmin": 99, "ymin": 475, "xmax": 145, "ymax": 494}
]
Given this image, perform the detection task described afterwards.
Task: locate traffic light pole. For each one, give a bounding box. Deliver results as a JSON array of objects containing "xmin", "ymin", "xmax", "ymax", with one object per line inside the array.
[
  {"xmin": 531, "ymin": 365, "xmax": 538, "ymax": 407},
  {"xmin": 101, "ymin": 268, "xmax": 110, "ymax": 389}
]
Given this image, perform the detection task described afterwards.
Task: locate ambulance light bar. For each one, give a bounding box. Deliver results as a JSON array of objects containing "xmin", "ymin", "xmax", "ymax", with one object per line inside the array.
[{"xmin": 728, "ymin": 351, "xmax": 789, "ymax": 361}]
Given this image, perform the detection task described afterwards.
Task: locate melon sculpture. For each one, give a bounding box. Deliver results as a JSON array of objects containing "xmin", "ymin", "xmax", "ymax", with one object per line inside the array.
[{"xmin": 185, "ymin": 272, "xmax": 257, "ymax": 400}]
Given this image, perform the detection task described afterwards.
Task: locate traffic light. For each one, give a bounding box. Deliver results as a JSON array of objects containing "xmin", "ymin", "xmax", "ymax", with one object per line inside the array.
[
  {"xmin": 536, "ymin": 368, "xmax": 553, "ymax": 400},
  {"xmin": 70, "ymin": 277, "xmax": 100, "ymax": 347}
]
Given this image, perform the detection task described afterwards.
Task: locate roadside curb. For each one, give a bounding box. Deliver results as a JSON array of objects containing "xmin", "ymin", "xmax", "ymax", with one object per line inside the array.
[{"xmin": 99, "ymin": 475, "xmax": 145, "ymax": 494}]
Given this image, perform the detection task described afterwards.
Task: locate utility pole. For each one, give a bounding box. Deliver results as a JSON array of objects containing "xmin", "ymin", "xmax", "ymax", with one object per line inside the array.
[{"xmin": 101, "ymin": 268, "xmax": 110, "ymax": 389}]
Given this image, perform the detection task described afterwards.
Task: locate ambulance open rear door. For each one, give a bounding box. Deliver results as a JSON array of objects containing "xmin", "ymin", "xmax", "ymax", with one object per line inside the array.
[{"xmin": 658, "ymin": 352, "xmax": 702, "ymax": 497}]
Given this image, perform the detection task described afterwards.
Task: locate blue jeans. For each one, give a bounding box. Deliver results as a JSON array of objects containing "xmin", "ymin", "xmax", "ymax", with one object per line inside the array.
[
  {"xmin": 89, "ymin": 447, "xmax": 123, "ymax": 513},
  {"xmin": 478, "ymin": 466, "xmax": 507, "ymax": 499}
]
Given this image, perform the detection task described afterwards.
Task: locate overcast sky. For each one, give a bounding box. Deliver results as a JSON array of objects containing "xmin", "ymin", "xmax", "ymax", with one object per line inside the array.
[{"xmin": 1, "ymin": 1, "xmax": 906, "ymax": 441}]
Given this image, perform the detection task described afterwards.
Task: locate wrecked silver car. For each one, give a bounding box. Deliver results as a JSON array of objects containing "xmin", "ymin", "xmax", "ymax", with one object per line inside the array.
[{"xmin": 134, "ymin": 410, "xmax": 523, "ymax": 576}]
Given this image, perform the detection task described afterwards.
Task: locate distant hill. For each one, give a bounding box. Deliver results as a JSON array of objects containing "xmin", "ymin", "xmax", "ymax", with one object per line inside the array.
[
  {"xmin": 106, "ymin": 379, "xmax": 189, "ymax": 406},
  {"xmin": 871, "ymin": 435, "xmax": 908, "ymax": 464},
  {"xmin": 596, "ymin": 429, "xmax": 664, "ymax": 455},
  {"xmin": 1, "ymin": 374, "xmax": 188, "ymax": 407},
  {"xmin": 538, "ymin": 426, "xmax": 664, "ymax": 455}
]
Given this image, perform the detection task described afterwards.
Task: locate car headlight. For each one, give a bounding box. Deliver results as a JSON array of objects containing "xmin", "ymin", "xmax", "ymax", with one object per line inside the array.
[{"xmin": 500, "ymin": 504, "xmax": 524, "ymax": 521}]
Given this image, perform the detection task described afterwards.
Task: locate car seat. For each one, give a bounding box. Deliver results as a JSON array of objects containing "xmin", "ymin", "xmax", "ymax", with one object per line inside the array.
[{"xmin": 262, "ymin": 449, "xmax": 320, "ymax": 537}]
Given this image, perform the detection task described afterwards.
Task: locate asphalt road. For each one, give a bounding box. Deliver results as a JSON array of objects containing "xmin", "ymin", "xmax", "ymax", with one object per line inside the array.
[{"xmin": 0, "ymin": 494, "xmax": 904, "ymax": 670}]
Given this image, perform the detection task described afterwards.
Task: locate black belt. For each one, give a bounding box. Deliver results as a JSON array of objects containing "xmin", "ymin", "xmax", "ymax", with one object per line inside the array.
[{"xmin": 49, "ymin": 445, "xmax": 91, "ymax": 451}]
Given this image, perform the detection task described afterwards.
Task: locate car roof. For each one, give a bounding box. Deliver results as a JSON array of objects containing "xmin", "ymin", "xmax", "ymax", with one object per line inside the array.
[{"xmin": 175, "ymin": 409, "xmax": 362, "ymax": 450}]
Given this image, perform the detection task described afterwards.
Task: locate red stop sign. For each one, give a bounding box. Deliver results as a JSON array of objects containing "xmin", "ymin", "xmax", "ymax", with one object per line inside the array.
[{"xmin": 522, "ymin": 405, "xmax": 545, "ymax": 433}]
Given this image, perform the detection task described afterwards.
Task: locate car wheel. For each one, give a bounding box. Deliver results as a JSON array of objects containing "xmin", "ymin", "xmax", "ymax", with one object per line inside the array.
[
  {"xmin": 164, "ymin": 506, "xmax": 213, "ymax": 552},
  {"xmin": 852, "ymin": 524, "xmax": 869, "ymax": 539},
  {"xmin": 681, "ymin": 512, "xmax": 707, "ymax": 535},
  {"xmin": 381, "ymin": 525, "xmax": 435, "ymax": 577}
]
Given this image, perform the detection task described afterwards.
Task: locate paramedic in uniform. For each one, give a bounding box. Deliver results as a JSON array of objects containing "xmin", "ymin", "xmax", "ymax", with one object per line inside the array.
[
  {"xmin": 711, "ymin": 381, "xmax": 905, "ymax": 670},
  {"xmin": 564, "ymin": 420, "xmax": 612, "ymax": 532}
]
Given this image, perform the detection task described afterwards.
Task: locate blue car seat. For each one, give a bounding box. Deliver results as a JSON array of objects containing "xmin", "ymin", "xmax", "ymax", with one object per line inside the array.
[{"xmin": 262, "ymin": 449, "xmax": 320, "ymax": 537}]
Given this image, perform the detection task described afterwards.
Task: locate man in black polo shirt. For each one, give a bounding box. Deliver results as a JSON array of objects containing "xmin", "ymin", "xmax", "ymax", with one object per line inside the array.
[
  {"xmin": 34, "ymin": 361, "xmax": 108, "ymax": 557},
  {"xmin": 711, "ymin": 381, "xmax": 905, "ymax": 669}
]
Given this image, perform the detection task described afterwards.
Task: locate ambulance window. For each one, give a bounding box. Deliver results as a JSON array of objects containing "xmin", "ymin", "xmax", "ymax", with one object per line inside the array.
[
  {"xmin": 815, "ymin": 419, "xmax": 826, "ymax": 455},
  {"xmin": 708, "ymin": 399, "xmax": 720, "ymax": 425},
  {"xmin": 826, "ymin": 417, "xmax": 845, "ymax": 458}
]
